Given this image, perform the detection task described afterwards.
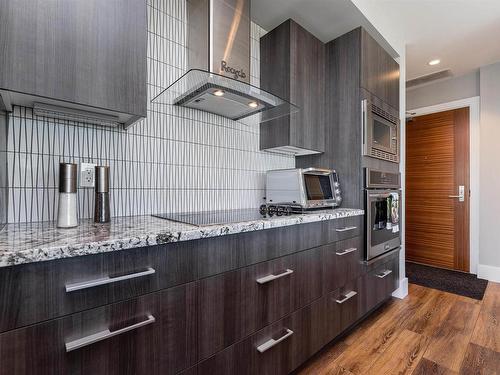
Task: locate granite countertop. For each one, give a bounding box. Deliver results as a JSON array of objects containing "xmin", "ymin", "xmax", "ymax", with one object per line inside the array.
[{"xmin": 0, "ymin": 208, "xmax": 364, "ymax": 268}]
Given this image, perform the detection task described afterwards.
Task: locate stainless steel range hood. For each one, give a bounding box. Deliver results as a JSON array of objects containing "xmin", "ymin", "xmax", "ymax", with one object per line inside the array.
[{"xmin": 151, "ymin": 0, "xmax": 298, "ymax": 122}]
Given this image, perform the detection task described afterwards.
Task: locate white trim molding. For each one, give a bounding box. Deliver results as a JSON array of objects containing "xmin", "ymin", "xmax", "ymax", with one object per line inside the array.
[
  {"xmin": 478, "ymin": 264, "xmax": 500, "ymax": 283},
  {"xmin": 392, "ymin": 277, "xmax": 408, "ymax": 299},
  {"xmin": 407, "ymin": 96, "xmax": 480, "ymax": 275}
]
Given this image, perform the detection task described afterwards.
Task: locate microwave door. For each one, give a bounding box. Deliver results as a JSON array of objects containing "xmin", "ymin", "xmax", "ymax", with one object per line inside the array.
[{"xmin": 372, "ymin": 114, "xmax": 395, "ymax": 154}]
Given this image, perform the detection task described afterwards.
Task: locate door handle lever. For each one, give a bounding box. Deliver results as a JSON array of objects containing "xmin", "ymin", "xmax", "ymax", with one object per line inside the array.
[{"xmin": 448, "ymin": 185, "xmax": 465, "ymax": 202}]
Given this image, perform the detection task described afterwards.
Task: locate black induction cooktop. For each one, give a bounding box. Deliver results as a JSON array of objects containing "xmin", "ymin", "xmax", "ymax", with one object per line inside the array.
[{"xmin": 153, "ymin": 206, "xmax": 312, "ymax": 227}]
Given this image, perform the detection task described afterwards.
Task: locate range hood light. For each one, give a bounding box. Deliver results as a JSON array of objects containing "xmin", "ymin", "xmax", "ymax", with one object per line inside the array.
[
  {"xmin": 248, "ymin": 101, "xmax": 258, "ymax": 108},
  {"xmin": 213, "ymin": 90, "xmax": 225, "ymax": 97}
]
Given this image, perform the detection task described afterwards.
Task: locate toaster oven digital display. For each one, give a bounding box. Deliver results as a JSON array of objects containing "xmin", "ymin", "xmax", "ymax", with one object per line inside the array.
[{"xmin": 304, "ymin": 175, "xmax": 333, "ymax": 200}]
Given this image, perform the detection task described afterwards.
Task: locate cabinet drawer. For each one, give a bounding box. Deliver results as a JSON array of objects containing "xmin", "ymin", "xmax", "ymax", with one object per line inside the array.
[
  {"xmin": 0, "ymin": 283, "xmax": 197, "ymax": 375},
  {"xmin": 327, "ymin": 276, "xmax": 364, "ymax": 339},
  {"xmin": 323, "ymin": 237, "xmax": 363, "ymax": 292},
  {"xmin": 361, "ymin": 254, "xmax": 399, "ymax": 314},
  {"xmin": 0, "ymin": 242, "xmax": 198, "ymax": 333},
  {"xmin": 328, "ymin": 215, "xmax": 362, "ymax": 242},
  {"xmin": 198, "ymin": 246, "xmax": 323, "ymax": 360},
  {"xmin": 198, "ymin": 295, "xmax": 328, "ymax": 375}
]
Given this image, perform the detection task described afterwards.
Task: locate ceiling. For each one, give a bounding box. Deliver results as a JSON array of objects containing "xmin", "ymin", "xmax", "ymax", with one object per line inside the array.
[
  {"xmin": 251, "ymin": 0, "xmax": 399, "ymax": 57},
  {"xmin": 375, "ymin": 0, "xmax": 500, "ymax": 81},
  {"xmin": 252, "ymin": 0, "xmax": 500, "ymax": 81}
]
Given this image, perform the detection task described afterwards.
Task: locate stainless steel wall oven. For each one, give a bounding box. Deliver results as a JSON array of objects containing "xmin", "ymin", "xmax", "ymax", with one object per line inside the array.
[{"xmin": 364, "ymin": 168, "xmax": 401, "ymax": 260}]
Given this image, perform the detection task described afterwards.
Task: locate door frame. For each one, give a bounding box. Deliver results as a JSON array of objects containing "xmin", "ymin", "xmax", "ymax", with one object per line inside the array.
[{"xmin": 406, "ymin": 96, "xmax": 480, "ymax": 274}]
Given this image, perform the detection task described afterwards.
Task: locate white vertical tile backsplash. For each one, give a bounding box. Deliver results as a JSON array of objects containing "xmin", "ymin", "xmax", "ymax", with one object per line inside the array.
[{"xmin": 5, "ymin": 0, "xmax": 294, "ymax": 223}]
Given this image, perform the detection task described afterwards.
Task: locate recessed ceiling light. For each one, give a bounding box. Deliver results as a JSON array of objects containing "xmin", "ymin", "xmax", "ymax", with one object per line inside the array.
[
  {"xmin": 213, "ymin": 90, "xmax": 225, "ymax": 97},
  {"xmin": 428, "ymin": 59, "xmax": 441, "ymax": 66},
  {"xmin": 248, "ymin": 101, "xmax": 258, "ymax": 108}
]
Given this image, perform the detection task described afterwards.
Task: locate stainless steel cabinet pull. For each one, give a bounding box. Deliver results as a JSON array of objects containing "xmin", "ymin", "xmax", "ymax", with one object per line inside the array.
[
  {"xmin": 335, "ymin": 226, "xmax": 357, "ymax": 232},
  {"xmin": 335, "ymin": 247, "xmax": 357, "ymax": 256},
  {"xmin": 65, "ymin": 314, "xmax": 155, "ymax": 352},
  {"xmin": 256, "ymin": 269, "xmax": 294, "ymax": 284},
  {"xmin": 335, "ymin": 290, "xmax": 357, "ymax": 304},
  {"xmin": 65, "ymin": 267, "xmax": 156, "ymax": 292},
  {"xmin": 256, "ymin": 329, "xmax": 294, "ymax": 353},
  {"xmin": 376, "ymin": 270, "xmax": 392, "ymax": 279}
]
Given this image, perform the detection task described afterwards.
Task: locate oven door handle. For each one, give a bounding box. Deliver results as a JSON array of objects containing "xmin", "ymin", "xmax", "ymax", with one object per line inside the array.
[{"xmin": 369, "ymin": 193, "xmax": 394, "ymax": 199}]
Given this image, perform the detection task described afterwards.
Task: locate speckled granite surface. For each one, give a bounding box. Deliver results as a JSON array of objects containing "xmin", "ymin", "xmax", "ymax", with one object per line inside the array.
[{"xmin": 0, "ymin": 208, "xmax": 364, "ymax": 268}]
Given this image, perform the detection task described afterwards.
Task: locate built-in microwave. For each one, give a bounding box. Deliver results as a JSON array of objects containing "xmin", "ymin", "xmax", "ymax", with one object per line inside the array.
[{"xmin": 362, "ymin": 99, "xmax": 400, "ymax": 163}]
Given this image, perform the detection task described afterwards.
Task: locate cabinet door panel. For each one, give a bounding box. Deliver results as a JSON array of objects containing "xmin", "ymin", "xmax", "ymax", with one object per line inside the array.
[
  {"xmin": 0, "ymin": 242, "xmax": 198, "ymax": 333},
  {"xmin": 0, "ymin": 0, "xmax": 146, "ymax": 117},
  {"xmin": 328, "ymin": 277, "xmax": 364, "ymax": 336},
  {"xmin": 197, "ymin": 246, "xmax": 323, "ymax": 360},
  {"xmin": 323, "ymin": 236, "xmax": 363, "ymax": 292},
  {"xmin": 0, "ymin": 283, "xmax": 197, "ymax": 375},
  {"xmin": 198, "ymin": 295, "xmax": 329, "ymax": 375},
  {"xmin": 361, "ymin": 254, "xmax": 399, "ymax": 314},
  {"xmin": 360, "ymin": 29, "xmax": 399, "ymax": 110}
]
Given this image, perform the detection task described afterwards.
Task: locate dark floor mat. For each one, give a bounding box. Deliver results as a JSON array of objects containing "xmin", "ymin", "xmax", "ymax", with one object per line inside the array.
[{"xmin": 406, "ymin": 262, "xmax": 488, "ymax": 300}]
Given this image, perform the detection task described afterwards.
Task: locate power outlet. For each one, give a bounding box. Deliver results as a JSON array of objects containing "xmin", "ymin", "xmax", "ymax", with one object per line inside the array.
[{"xmin": 80, "ymin": 163, "xmax": 96, "ymax": 188}]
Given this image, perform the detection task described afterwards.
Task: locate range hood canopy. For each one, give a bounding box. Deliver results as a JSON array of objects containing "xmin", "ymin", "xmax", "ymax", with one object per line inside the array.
[
  {"xmin": 151, "ymin": 0, "xmax": 298, "ymax": 122},
  {"xmin": 152, "ymin": 69, "xmax": 298, "ymax": 122}
]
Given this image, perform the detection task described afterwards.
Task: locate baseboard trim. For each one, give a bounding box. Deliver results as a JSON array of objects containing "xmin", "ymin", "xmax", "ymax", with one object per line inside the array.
[
  {"xmin": 478, "ymin": 264, "xmax": 500, "ymax": 283},
  {"xmin": 392, "ymin": 277, "xmax": 408, "ymax": 299}
]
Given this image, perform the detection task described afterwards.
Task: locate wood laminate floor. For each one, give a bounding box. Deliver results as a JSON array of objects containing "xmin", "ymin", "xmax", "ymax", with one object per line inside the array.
[{"xmin": 297, "ymin": 282, "xmax": 500, "ymax": 375}]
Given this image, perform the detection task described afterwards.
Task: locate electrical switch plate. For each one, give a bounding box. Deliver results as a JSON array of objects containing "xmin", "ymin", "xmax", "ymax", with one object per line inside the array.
[{"xmin": 80, "ymin": 163, "xmax": 96, "ymax": 188}]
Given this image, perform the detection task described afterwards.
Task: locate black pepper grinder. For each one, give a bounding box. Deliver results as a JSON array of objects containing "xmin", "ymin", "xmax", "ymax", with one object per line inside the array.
[{"xmin": 94, "ymin": 166, "xmax": 110, "ymax": 223}]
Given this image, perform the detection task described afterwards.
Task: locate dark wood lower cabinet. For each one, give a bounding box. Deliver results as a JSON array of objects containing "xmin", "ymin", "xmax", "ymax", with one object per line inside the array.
[
  {"xmin": 0, "ymin": 283, "xmax": 198, "ymax": 375},
  {"xmin": 329, "ymin": 276, "xmax": 364, "ymax": 333},
  {"xmin": 361, "ymin": 254, "xmax": 400, "ymax": 314},
  {"xmin": 198, "ymin": 246, "xmax": 324, "ymax": 360},
  {"xmin": 322, "ymin": 236, "xmax": 363, "ymax": 293},
  {"xmin": 0, "ymin": 215, "xmax": 403, "ymax": 375},
  {"xmin": 198, "ymin": 295, "xmax": 329, "ymax": 375}
]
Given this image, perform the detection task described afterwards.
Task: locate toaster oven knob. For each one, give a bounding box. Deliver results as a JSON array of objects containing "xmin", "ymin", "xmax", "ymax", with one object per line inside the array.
[
  {"xmin": 268, "ymin": 205, "xmax": 277, "ymax": 216},
  {"xmin": 259, "ymin": 204, "xmax": 268, "ymax": 215}
]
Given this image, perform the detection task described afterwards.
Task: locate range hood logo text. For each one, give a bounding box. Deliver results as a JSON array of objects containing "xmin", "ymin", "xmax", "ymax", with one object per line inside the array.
[{"xmin": 220, "ymin": 60, "xmax": 247, "ymax": 80}]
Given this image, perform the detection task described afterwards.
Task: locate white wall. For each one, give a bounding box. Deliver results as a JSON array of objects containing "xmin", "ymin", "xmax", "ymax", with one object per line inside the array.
[
  {"xmin": 407, "ymin": 71, "xmax": 480, "ymax": 110},
  {"xmin": 478, "ymin": 62, "xmax": 500, "ymax": 281}
]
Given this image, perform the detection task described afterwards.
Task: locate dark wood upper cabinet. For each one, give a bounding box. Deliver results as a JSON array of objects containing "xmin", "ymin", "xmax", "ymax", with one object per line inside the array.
[
  {"xmin": 360, "ymin": 29, "xmax": 400, "ymax": 110},
  {"xmin": 259, "ymin": 19, "xmax": 325, "ymax": 155},
  {"xmin": 0, "ymin": 0, "xmax": 147, "ymax": 127}
]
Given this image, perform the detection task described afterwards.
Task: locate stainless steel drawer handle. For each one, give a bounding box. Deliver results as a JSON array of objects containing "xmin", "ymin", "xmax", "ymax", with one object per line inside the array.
[
  {"xmin": 335, "ymin": 226, "xmax": 357, "ymax": 232},
  {"xmin": 335, "ymin": 247, "xmax": 357, "ymax": 256},
  {"xmin": 376, "ymin": 270, "xmax": 393, "ymax": 279},
  {"xmin": 256, "ymin": 328, "xmax": 294, "ymax": 353},
  {"xmin": 335, "ymin": 290, "xmax": 358, "ymax": 304},
  {"xmin": 65, "ymin": 314, "xmax": 156, "ymax": 352},
  {"xmin": 256, "ymin": 269, "xmax": 294, "ymax": 284},
  {"xmin": 65, "ymin": 267, "xmax": 156, "ymax": 292}
]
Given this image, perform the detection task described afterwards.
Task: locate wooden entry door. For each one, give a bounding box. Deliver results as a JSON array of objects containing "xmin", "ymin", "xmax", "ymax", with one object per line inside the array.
[{"xmin": 405, "ymin": 108, "xmax": 470, "ymax": 271}]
